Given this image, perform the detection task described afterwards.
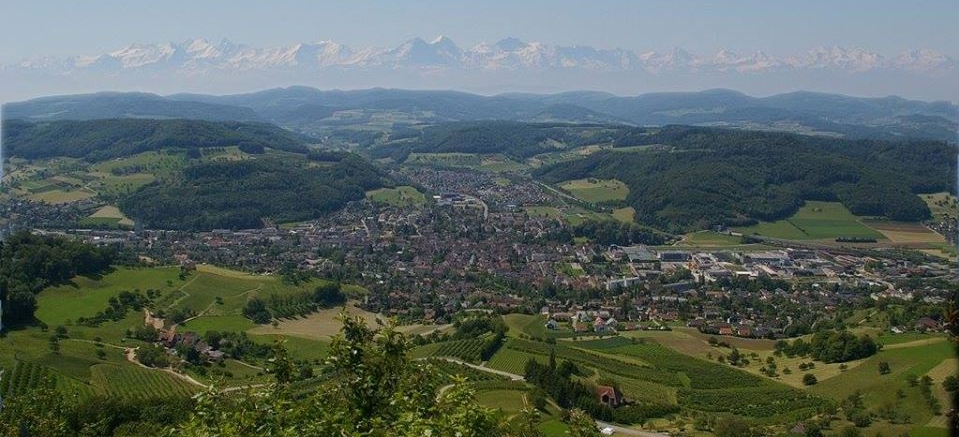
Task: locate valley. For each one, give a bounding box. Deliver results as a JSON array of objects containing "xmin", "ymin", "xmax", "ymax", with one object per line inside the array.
[{"xmin": 0, "ymin": 89, "xmax": 956, "ymax": 436}]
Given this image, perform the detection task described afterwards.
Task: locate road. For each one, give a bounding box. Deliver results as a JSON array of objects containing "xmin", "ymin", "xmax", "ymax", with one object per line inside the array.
[{"xmin": 428, "ymin": 357, "xmax": 668, "ymax": 436}]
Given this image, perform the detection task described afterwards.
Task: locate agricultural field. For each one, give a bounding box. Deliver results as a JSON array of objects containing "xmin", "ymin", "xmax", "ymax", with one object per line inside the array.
[
  {"xmin": 366, "ymin": 185, "xmax": 426, "ymax": 207},
  {"xmin": 89, "ymin": 364, "xmax": 200, "ymax": 400},
  {"xmin": 29, "ymin": 187, "xmax": 96, "ymax": 203},
  {"xmin": 81, "ymin": 205, "xmax": 136, "ymax": 228},
  {"xmin": 489, "ymin": 335, "xmax": 828, "ymax": 427},
  {"xmin": 247, "ymin": 305, "xmax": 382, "ymax": 340},
  {"xmin": 735, "ymin": 201, "xmax": 886, "ymax": 241},
  {"xmin": 862, "ymin": 219, "xmax": 946, "ymax": 243},
  {"xmin": 487, "ymin": 346, "xmax": 546, "ymax": 376},
  {"xmin": 559, "ymin": 178, "xmax": 629, "ymax": 203},
  {"xmin": 1, "ymin": 263, "xmax": 389, "ymax": 405}
]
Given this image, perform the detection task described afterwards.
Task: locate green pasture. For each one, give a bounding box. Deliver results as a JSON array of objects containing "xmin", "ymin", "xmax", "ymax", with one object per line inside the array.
[{"xmin": 680, "ymin": 230, "xmax": 744, "ymax": 246}]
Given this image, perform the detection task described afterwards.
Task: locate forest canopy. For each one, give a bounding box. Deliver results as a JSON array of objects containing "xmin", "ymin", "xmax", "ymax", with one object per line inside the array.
[
  {"xmin": 120, "ymin": 154, "xmax": 387, "ymax": 230},
  {"xmin": 2, "ymin": 118, "xmax": 311, "ymax": 161},
  {"xmin": 535, "ymin": 126, "xmax": 955, "ymax": 231}
]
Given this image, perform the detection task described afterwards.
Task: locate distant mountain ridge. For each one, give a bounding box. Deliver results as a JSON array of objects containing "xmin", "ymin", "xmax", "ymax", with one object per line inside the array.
[{"xmin": 5, "ymin": 87, "xmax": 956, "ymax": 142}]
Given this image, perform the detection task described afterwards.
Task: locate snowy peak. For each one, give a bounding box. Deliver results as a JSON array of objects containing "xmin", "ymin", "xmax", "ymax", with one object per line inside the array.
[{"xmin": 382, "ymin": 36, "xmax": 465, "ymax": 67}]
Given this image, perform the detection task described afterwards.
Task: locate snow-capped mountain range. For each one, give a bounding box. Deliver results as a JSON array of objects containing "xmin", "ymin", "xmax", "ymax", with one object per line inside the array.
[
  {"xmin": 7, "ymin": 36, "xmax": 956, "ymax": 74},
  {"xmin": 3, "ymin": 37, "xmax": 958, "ymax": 104}
]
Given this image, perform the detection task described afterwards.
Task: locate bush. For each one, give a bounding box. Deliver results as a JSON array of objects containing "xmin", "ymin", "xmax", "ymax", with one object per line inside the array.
[
  {"xmin": 802, "ymin": 373, "xmax": 818, "ymax": 386},
  {"xmin": 943, "ymin": 375, "xmax": 958, "ymax": 392}
]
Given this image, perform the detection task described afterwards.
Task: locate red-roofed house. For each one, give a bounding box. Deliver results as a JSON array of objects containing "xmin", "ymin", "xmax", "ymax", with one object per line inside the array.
[{"xmin": 595, "ymin": 385, "xmax": 624, "ymax": 408}]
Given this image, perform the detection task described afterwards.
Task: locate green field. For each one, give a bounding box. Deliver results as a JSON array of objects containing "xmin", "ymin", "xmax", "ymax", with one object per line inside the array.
[
  {"xmin": 679, "ymin": 230, "xmax": 744, "ymax": 246},
  {"xmin": 81, "ymin": 205, "xmax": 136, "ymax": 228},
  {"xmin": 735, "ymin": 201, "xmax": 886, "ymax": 241},
  {"xmin": 476, "ymin": 389, "xmax": 529, "ymax": 412},
  {"xmin": 36, "ymin": 267, "xmax": 183, "ymax": 326},
  {"xmin": 29, "ymin": 187, "xmax": 96, "ymax": 204},
  {"xmin": 559, "ymin": 178, "xmax": 629, "ymax": 203},
  {"xmin": 366, "ymin": 185, "xmax": 426, "ymax": 207}
]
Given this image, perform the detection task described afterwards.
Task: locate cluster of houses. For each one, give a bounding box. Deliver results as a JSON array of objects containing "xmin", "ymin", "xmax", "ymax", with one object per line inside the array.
[{"xmin": 158, "ymin": 329, "xmax": 225, "ymax": 363}]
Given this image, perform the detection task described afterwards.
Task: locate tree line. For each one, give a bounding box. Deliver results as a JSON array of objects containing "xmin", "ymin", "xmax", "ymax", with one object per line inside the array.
[{"xmin": 775, "ymin": 330, "xmax": 879, "ymax": 363}]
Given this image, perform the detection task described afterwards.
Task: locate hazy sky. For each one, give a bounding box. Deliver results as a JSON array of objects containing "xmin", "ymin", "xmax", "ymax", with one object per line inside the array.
[{"xmin": 3, "ymin": 0, "xmax": 958, "ymax": 62}]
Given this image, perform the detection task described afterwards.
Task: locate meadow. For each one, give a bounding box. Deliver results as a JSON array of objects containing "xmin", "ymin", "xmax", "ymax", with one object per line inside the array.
[
  {"xmin": 366, "ymin": 185, "xmax": 426, "ymax": 207},
  {"xmin": 559, "ymin": 178, "xmax": 629, "ymax": 203}
]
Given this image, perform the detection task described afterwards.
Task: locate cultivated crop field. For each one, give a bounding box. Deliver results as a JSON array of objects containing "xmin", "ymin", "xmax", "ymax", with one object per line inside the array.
[
  {"xmin": 247, "ymin": 305, "xmax": 382, "ymax": 340},
  {"xmin": 862, "ymin": 219, "xmax": 946, "ymax": 243},
  {"xmin": 735, "ymin": 201, "xmax": 886, "ymax": 241},
  {"xmin": 89, "ymin": 364, "xmax": 200, "ymax": 400}
]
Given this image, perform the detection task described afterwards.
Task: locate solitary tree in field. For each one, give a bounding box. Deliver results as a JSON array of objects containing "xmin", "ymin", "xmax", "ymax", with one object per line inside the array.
[
  {"xmin": 878, "ymin": 361, "xmax": 891, "ymax": 375},
  {"xmin": 803, "ymin": 373, "xmax": 818, "ymax": 386}
]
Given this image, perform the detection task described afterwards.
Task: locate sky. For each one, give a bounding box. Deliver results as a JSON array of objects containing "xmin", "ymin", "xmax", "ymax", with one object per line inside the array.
[{"xmin": 3, "ymin": 0, "xmax": 958, "ymax": 62}]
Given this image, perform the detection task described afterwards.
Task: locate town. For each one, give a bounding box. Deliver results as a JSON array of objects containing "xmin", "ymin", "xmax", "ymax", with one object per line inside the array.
[{"xmin": 4, "ymin": 166, "xmax": 951, "ymax": 343}]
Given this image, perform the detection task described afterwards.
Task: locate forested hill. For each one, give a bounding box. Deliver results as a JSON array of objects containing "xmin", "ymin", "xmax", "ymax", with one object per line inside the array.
[
  {"xmin": 371, "ymin": 121, "xmax": 609, "ymax": 162},
  {"xmin": 535, "ymin": 126, "xmax": 955, "ymax": 232},
  {"xmin": 2, "ymin": 118, "xmax": 312, "ymax": 161},
  {"xmin": 120, "ymin": 154, "xmax": 387, "ymax": 230}
]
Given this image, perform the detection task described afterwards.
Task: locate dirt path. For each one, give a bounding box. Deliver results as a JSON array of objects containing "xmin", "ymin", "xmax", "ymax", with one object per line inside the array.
[
  {"xmin": 144, "ymin": 308, "xmax": 165, "ymax": 330},
  {"xmin": 124, "ymin": 347, "xmax": 210, "ymax": 389},
  {"xmin": 429, "ymin": 357, "xmax": 524, "ymax": 380}
]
